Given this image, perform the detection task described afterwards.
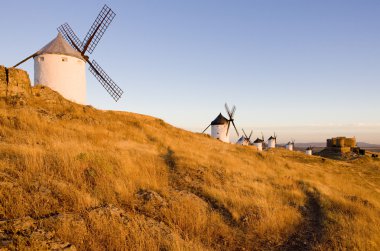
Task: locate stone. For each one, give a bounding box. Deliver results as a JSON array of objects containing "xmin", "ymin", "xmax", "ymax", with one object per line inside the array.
[
  {"xmin": 0, "ymin": 66, "xmax": 7, "ymax": 97},
  {"xmin": 6, "ymin": 67, "xmax": 32, "ymax": 98}
]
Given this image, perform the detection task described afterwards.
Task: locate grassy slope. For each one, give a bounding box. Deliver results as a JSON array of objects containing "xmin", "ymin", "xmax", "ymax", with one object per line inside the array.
[{"xmin": 0, "ymin": 86, "xmax": 379, "ymax": 250}]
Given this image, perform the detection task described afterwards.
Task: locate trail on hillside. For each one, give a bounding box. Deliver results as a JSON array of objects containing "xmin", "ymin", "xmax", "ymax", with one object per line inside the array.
[
  {"xmin": 162, "ymin": 148, "xmax": 251, "ymax": 249},
  {"xmin": 277, "ymin": 184, "xmax": 325, "ymax": 251},
  {"xmin": 163, "ymin": 148, "xmax": 238, "ymax": 225}
]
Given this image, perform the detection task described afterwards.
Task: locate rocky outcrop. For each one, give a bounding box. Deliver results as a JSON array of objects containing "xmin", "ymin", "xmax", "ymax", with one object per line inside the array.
[
  {"xmin": 0, "ymin": 66, "xmax": 7, "ymax": 97},
  {"xmin": 0, "ymin": 65, "xmax": 32, "ymax": 105},
  {"xmin": 0, "ymin": 216, "xmax": 76, "ymax": 250}
]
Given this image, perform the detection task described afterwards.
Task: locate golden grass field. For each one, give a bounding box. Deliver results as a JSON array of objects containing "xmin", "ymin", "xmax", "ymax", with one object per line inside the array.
[{"xmin": 0, "ymin": 86, "xmax": 379, "ymax": 250}]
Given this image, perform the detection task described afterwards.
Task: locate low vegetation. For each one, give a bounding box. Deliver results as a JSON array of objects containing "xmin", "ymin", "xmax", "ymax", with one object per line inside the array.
[{"xmin": 0, "ymin": 86, "xmax": 379, "ymax": 250}]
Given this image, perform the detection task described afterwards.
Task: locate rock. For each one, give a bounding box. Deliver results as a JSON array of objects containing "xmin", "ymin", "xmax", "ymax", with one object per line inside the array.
[
  {"xmin": 88, "ymin": 204, "xmax": 130, "ymax": 225},
  {"xmin": 0, "ymin": 66, "xmax": 7, "ymax": 97},
  {"xmin": 136, "ymin": 189, "xmax": 168, "ymax": 208},
  {"xmin": 0, "ymin": 66, "xmax": 32, "ymax": 106},
  {"xmin": 6, "ymin": 67, "xmax": 32, "ymax": 98},
  {"xmin": 0, "ymin": 216, "xmax": 76, "ymax": 250}
]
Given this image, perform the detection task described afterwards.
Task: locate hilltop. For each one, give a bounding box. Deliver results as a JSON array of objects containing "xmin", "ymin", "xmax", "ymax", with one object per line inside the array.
[{"xmin": 0, "ymin": 67, "xmax": 380, "ymax": 250}]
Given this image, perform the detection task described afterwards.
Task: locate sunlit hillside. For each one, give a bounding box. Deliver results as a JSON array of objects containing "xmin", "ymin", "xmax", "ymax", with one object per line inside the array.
[{"xmin": 0, "ymin": 84, "xmax": 379, "ymax": 250}]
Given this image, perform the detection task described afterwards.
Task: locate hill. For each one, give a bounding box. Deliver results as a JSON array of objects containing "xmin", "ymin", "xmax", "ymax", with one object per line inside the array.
[
  {"xmin": 295, "ymin": 142, "xmax": 380, "ymax": 149},
  {"xmin": 0, "ymin": 67, "xmax": 380, "ymax": 250}
]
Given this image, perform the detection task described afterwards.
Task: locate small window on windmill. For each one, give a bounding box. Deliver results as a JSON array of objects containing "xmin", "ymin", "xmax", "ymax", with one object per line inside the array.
[
  {"xmin": 62, "ymin": 57, "xmax": 68, "ymax": 62},
  {"xmin": 39, "ymin": 57, "xmax": 44, "ymax": 62}
]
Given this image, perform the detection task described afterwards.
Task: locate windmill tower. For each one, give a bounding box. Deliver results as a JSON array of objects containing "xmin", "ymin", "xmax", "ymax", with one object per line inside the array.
[
  {"xmin": 253, "ymin": 133, "xmax": 265, "ymax": 151},
  {"xmin": 285, "ymin": 139, "xmax": 295, "ymax": 151},
  {"xmin": 267, "ymin": 132, "xmax": 277, "ymax": 149},
  {"xmin": 202, "ymin": 103, "xmax": 239, "ymax": 143},
  {"xmin": 237, "ymin": 129, "xmax": 252, "ymax": 146},
  {"xmin": 306, "ymin": 146, "xmax": 313, "ymax": 156},
  {"xmin": 14, "ymin": 5, "xmax": 123, "ymax": 104}
]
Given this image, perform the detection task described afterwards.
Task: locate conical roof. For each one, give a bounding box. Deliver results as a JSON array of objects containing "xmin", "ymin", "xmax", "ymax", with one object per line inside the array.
[
  {"xmin": 237, "ymin": 136, "xmax": 245, "ymax": 142},
  {"xmin": 35, "ymin": 33, "xmax": 84, "ymax": 60},
  {"xmin": 211, "ymin": 113, "xmax": 229, "ymax": 125},
  {"xmin": 253, "ymin": 138, "xmax": 263, "ymax": 143}
]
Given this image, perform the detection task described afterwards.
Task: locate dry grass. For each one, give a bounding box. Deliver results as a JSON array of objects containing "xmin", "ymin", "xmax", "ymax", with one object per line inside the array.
[{"xmin": 0, "ymin": 86, "xmax": 379, "ymax": 250}]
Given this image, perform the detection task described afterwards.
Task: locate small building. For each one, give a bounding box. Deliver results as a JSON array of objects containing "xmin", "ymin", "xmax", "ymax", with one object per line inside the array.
[
  {"xmin": 267, "ymin": 136, "xmax": 276, "ymax": 149},
  {"xmin": 236, "ymin": 136, "xmax": 250, "ymax": 146},
  {"xmin": 253, "ymin": 138, "xmax": 264, "ymax": 151},
  {"xmin": 34, "ymin": 33, "xmax": 86, "ymax": 104},
  {"xmin": 285, "ymin": 142, "xmax": 294, "ymax": 151},
  {"xmin": 305, "ymin": 147, "xmax": 313, "ymax": 156},
  {"xmin": 210, "ymin": 113, "xmax": 230, "ymax": 143}
]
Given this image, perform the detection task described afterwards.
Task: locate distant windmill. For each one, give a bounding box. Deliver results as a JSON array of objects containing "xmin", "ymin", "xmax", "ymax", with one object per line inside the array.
[
  {"xmin": 306, "ymin": 146, "xmax": 313, "ymax": 155},
  {"xmin": 285, "ymin": 139, "xmax": 295, "ymax": 151},
  {"xmin": 268, "ymin": 132, "xmax": 277, "ymax": 149},
  {"xmin": 253, "ymin": 132, "xmax": 265, "ymax": 151},
  {"xmin": 202, "ymin": 103, "xmax": 239, "ymax": 143},
  {"xmin": 14, "ymin": 4, "xmax": 123, "ymax": 104},
  {"xmin": 237, "ymin": 129, "xmax": 252, "ymax": 146}
]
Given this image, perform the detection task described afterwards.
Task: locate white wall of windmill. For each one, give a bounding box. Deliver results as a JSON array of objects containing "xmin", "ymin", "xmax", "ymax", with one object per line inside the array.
[
  {"xmin": 211, "ymin": 124, "xmax": 229, "ymax": 143},
  {"xmin": 236, "ymin": 137, "xmax": 249, "ymax": 146},
  {"xmin": 34, "ymin": 54, "xmax": 86, "ymax": 104},
  {"xmin": 253, "ymin": 142, "xmax": 262, "ymax": 151},
  {"xmin": 285, "ymin": 144, "xmax": 293, "ymax": 151},
  {"xmin": 268, "ymin": 139, "xmax": 276, "ymax": 148},
  {"xmin": 242, "ymin": 140, "xmax": 249, "ymax": 146},
  {"xmin": 305, "ymin": 149, "xmax": 313, "ymax": 155}
]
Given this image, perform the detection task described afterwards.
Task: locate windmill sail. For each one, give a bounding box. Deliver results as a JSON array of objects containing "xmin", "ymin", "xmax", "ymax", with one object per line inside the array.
[
  {"xmin": 224, "ymin": 103, "xmax": 239, "ymax": 137},
  {"xmin": 58, "ymin": 23, "xmax": 83, "ymax": 51},
  {"xmin": 88, "ymin": 60, "xmax": 123, "ymax": 101},
  {"xmin": 82, "ymin": 4, "xmax": 116, "ymax": 54}
]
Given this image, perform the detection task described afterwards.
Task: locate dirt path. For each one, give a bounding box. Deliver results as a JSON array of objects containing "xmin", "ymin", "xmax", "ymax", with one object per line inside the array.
[
  {"xmin": 278, "ymin": 187, "xmax": 324, "ymax": 251},
  {"xmin": 163, "ymin": 148, "xmax": 238, "ymax": 227}
]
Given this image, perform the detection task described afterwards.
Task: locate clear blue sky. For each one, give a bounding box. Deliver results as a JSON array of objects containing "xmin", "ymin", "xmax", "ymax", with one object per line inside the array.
[{"xmin": 1, "ymin": 1, "xmax": 379, "ymax": 143}]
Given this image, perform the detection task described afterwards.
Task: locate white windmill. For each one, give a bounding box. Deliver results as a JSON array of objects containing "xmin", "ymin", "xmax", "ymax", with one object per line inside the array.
[
  {"xmin": 267, "ymin": 132, "xmax": 277, "ymax": 149},
  {"xmin": 202, "ymin": 103, "xmax": 239, "ymax": 143},
  {"xmin": 13, "ymin": 5, "xmax": 123, "ymax": 104},
  {"xmin": 306, "ymin": 146, "xmax": 313, "ymax": 156},
  {"xmin": 285, "ymin": 139, "xmax": 295, "ymax": 151},
  {"xmin": 253, "ymin": 133, "xmax": 265, "ymax": 151},
  {"xmin": 236, "ymin": 129, "xmax": 252, "ymax": 146}
]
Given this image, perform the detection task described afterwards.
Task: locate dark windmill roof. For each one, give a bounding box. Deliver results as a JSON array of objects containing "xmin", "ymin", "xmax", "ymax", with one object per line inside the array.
[
  {"xmin": 35, "ymin": 33, "xmax": 84, "ymax": 60},
  {"xmin": 211, "ymin": 113, "xmax": 229, "ymax": 125},
  {"xmin": 237, "ymin": 136, "xmax": 245, "ymax": 142},
  {"xmin": 253, "ymin": 138, "xmax": 264, "ymax": 143},
  {"xmin": 306, "ymin": 147, "xmax": 313, "ymax": 150},
  {"xmin": 286, "ymin": 141, "xmax": 292, "ymax": 145},
  {"xmin": 268, "ymin": 136, "xmax": 276, "ymax": 140}
]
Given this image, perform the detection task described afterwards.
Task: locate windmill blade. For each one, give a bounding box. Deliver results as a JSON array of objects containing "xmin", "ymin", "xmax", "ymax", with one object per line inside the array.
[
  {"xmin": 249, "ymin": 130, "xmax": 253, "ymax": 140},
  {"xmin": 261, "ymin": 132, "xmax": 264, "ymax": 141},
  {"xmin": 226, "ymin": 121, "xmax": 231, "ymax": 136},
  {"xmin": 58, "ymin": 23, "xmax": 83, "ymax": 52},
  {"xmin": 225, "ymin": 103, "xmax": 231, "ymax": 117},
  {"xmin": 242, "ymin": 129, "xmax": 248, "ymax": 138},
  {"xmin": 82, "ymin": 4, "xmax": 116, "ymax": 54},
  {"xmin": 13, "ymin": 53, "xmax": 37, "ymax": 68},
  {"xmin": 88, "ymin": 60, "xmax": 123, "ymax": 102},
  {"xmin": 230, "ymin": 105, "xmax": 236, "ymax": 118},
  {"xmin": 202, "ymin": 124, "xmax": 211, "ymax": 133},
  {"xmin": 231, "ymin": 120, "xmax": 239, "ymax": 136}
]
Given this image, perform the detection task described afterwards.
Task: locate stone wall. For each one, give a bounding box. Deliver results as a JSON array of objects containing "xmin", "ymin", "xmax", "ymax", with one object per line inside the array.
[
  {"xmin": 326, "ymin": 136, "xmax": 356, "ymax": 148},
  {"xmin": 0, "ymin": 65, "xmax": 32, "ymax": 100}
]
